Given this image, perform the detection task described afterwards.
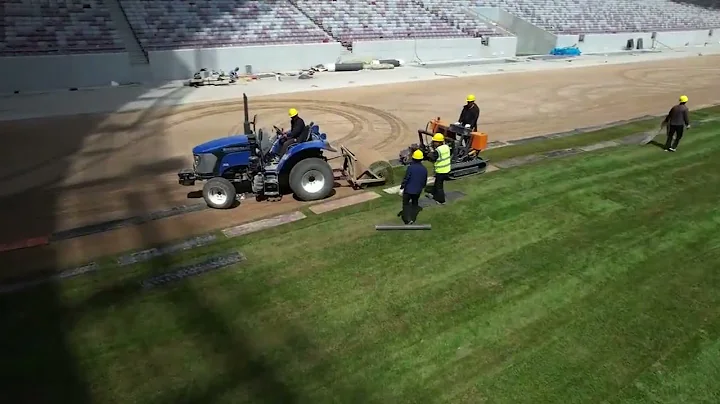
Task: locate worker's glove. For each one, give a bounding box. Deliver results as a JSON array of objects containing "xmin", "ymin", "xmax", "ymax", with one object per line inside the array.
[{"xmin": 686, "ymin": 124, "xmax": 691, "ymax": 130}]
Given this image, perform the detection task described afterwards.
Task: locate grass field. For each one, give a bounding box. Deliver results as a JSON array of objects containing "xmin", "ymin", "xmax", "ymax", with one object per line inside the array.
[{"xmin": 2, "ymin": 108, "xmax": 720, "ymax": 403}]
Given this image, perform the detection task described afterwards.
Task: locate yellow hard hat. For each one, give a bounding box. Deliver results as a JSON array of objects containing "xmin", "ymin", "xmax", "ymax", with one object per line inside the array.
[
  {"xmin": 679, "ymin": 95, "xmax": 688, "ymax": 103},
  {"xmin": 412, "ymin": 149, "xmax": 424, "ymax": 160},
  {"xmin": 432, "ymin": 133, "xmax": 444, "ymax": 142},
  {"xmin": 288, "ymin": 108, "xmax": 298, "ymax": 117},
  {"xmin": 466, "ymin": 94, "xmax": 476, "ymax": 102}
]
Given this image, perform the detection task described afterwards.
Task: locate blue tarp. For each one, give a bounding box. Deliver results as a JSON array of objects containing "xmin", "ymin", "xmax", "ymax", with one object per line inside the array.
[{"xmin": 549, "ymin": 46, "xmax": 582, "ymax": 56}]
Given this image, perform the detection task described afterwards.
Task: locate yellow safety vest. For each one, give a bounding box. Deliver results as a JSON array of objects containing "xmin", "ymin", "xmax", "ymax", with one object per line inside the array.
[{"xmin": 434, "ymin": 144, "xmax": 451, "ymax": 174}]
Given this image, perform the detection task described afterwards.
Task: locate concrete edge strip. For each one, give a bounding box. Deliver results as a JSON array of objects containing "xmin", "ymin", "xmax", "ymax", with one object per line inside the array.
[
  {"xmin": 50, "ymin": 203, "xmax": 208, "ymax": 242},
  {"xmin": 309, "ymin": 192, "xmax": 381, "ymax": 214},
  {"xmin": 579, "ymin": 141, "xmax": 619, "ymax": 152},
  {"xmin": 384, "ymin": 177, "xmax": 435, "ymax": 195},
  {"xmin": 116, "ymin": 233, "xmax": 218, "ymax": 267},
  {"xmin": 542, "ymin": 148, "xmax": 584, "ymax": 158},
  {"xmin": 494, "ymin": 153, "xmax": 547, "ymax": 169},
  {"xmin": 141, "ymin": 251, "xmax": 246, "ymax": 289},
  {"xmin": 222, "ymin": 211, "xmax": 307, "ymax": 238},
  {"xmin": 418, "ymin": 191, "xmax": 466, "ymax": 208},
  {"xmin": 0, "ymin": 262, "xmax": 99, "ymax": 295}
]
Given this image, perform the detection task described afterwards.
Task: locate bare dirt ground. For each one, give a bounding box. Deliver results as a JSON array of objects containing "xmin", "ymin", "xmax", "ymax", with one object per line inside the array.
[{"xmin": 1, "ymin": 55, "xmax": 719, "ymax": 278}]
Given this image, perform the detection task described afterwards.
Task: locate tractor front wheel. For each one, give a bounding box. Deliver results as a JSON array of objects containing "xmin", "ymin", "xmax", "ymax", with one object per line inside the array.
[
  {"xmin": 289, "ymin": 158, "xmax": 334, "ymax": 201},
  {"xmin": 202, "ymin": 177, "xmax": 236, "ymax": 209}
]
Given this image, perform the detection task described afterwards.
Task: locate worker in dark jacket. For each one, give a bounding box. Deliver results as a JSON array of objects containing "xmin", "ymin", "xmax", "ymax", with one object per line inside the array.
[
  {"xmin": 279, "ymin": 108, "xmax": 306, "ymax": 157},
  {"xmin": 399, "ymin": 149, "xmax": 428, "ymax": 224},
  {"xmin": 662, "ymin": 95, "xmax": 691, "ymax": 152},
  {"xmin": 458, "ymin": 94, "xmax": 480, "ymax": 131}
]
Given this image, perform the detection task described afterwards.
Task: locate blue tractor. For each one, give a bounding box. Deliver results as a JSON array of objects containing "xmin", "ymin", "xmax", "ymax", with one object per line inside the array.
[{"xmin": 178, "ymin": 93, "xmax": 341, "ymax": 209}]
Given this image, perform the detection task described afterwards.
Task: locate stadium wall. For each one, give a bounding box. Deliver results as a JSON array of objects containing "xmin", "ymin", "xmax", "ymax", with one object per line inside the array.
[
  {"xmin": 0, "ymin": 52, "xmax": 138, "ymax": 93},
  {"xmin": 147, "ymin": 42, "xmax": 346, "ymax": 80},
  {"xmin": 0, "ymin": 43, "xmax": 345, "ymax": 93},
  {"xmin": 555, "ymin": 29, "xmax": 716, "ymax": 53},
  {"xmin": 476, "ymin": 7, "xmax": 556, "ymax": 56},
  {"xmin": 350, "ymin": 37, "xmax": 518, "ymax": 62},
  {"xmin": 2, "ymin": 29, "xmax": 713, "ymax": 93}
]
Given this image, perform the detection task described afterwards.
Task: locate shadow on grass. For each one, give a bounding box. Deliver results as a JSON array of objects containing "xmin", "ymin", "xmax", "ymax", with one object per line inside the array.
[
  {"xmin": 648, "ymin": 140, "xmax": 668, "ymax": 150},
  {"xmin": 0, "ymin": 282, "xmax": 92, "ymax": 403}
]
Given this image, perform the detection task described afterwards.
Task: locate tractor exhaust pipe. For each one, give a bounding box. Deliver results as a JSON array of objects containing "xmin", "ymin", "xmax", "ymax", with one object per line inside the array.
[{"xmin": 243, "ymin": 93, "xmax": 252, "ymax": 135}]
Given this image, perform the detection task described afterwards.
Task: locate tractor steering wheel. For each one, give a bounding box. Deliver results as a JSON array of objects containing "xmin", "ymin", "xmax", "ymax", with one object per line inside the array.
[{"xmin": 273, "ymin": 125, "xmax": 284, "ymax": 138}]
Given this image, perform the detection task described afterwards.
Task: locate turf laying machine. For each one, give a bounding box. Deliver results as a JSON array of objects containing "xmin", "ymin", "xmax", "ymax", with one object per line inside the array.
[
  {"xmin": 399, "ymin": 117, "xmax": 489, "ymax": 179},
  {"xmin": 178, "ymin": 94, "xmax": 392, "ymax": 209}
]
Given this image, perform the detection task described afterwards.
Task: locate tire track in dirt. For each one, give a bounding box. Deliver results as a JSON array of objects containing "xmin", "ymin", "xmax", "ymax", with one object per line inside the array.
[
  {"xmin": 0, "ymin": 99, "xmax": 409, "ymax": 194},
  {"xmin": 66, "ymin": 100, "xmax": 406, "ymax": 179},
  {"xmin": 248, "ymin": 99, "xmax": 410, "ymax": 151},
  {"xmin": 620, "ymin": 66, "xmax": 720, "ymax": 88},
  {"xmin": 100, "ymin": 98, "xmax": 407, "ymax": 150}
]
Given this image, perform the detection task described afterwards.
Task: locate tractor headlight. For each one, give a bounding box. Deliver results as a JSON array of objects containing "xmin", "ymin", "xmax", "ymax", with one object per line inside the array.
[{"xmin": 193, "ymin": 153, "xmax": 218, "ymax": 175}]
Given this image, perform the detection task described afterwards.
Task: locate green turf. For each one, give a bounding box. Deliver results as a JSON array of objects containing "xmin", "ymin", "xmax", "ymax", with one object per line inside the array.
[{"xmin": 2, "ymin": 110, "xmax": 720, "ymax": 403}]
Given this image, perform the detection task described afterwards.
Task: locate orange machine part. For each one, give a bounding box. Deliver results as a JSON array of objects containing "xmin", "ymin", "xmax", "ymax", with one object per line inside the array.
[
  {"xmin": 428, "ymin": 118, "xmax": 447, "ymax": 134},
  {"xmin": 426, "ymin": 118, "xmax": 489, "ymax": 149},
  {"xmin": 471, "ymin": 132, "xmax": 488, "ymax": 151},
  {"xmin": 428, "ymin": 118, "xmax": 456, "ymax": 140}
]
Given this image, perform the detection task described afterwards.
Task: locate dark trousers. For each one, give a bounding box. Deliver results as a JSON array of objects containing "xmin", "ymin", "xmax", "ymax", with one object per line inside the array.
[
  {"xmin": 279, "ymin": 137, "xmax": 298, "ymax": 156},
  {"xmin": 665, "ymin": 125, "xmax": 685, "ymax": 150},
  {"xmin": 401, "ymin": 193, "xmax": 421, "ymax": 224},
  {"xmin": 431, "ymin": 173, "xmax": 449, "ymax": 203}
]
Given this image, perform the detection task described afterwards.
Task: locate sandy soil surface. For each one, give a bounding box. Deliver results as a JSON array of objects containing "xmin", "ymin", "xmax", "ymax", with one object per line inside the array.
[{"xmin": 1, "ymin": 55, "xmax": 719, "ymax": 277}]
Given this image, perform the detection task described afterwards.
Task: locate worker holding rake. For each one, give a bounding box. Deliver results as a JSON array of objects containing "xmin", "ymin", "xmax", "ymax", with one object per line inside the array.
[{"xmin": 661, "ymin": 95, "xmax": 691, "ymax": 152}]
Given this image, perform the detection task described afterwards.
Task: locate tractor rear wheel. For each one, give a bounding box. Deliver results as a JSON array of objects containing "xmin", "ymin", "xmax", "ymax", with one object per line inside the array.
[
  {"xmin": 289, "ymin": 158, "xmax": 334, "ymax": 201},
  {"xmin": 202, "ymin": 177, "xmax": 236, "ymax": 209}
]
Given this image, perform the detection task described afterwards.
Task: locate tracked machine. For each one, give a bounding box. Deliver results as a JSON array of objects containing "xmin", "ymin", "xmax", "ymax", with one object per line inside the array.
[{"xmin": 399, "ymin": 117, "xmax": 489, "ymax": 179}]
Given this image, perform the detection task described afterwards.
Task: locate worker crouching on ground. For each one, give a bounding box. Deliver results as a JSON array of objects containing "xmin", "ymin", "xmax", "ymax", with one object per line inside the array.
[
  {"xmin": 426, "ymin": 133, "xmax": 451, "ymax": 205},
  {"xmin": 279, "ymin": 108, "xmax": 306, "ymax": 157},
  {"xmin": 662, "ymin": 95, "xmax": 691, "ymax": 152},
  {"xmin": 458, "ymin": 94, "xmax": 480, "ymax": 131},
  {"xmin": 399, "ymin": 149, "xmax": 428, "ymax": 224}
]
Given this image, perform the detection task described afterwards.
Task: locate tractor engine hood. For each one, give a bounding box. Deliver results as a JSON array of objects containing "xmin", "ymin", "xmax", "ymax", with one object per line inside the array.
[{"xmin": 193, "ymin": 135, "xmax": 251, "ymax": 154}]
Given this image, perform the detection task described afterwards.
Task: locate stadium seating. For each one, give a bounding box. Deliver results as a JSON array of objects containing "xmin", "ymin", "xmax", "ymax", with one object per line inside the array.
[
  {"xmin": 1, "ymin": 0, "xmax": 124, "ymax": 56},
  {"xmin": 415, "ymin": 1, "xmax": 505, "ymax": 37},
  {"xmin": 428, "ymin": 0, "xmax": 720, "ymax": 34},
  {"xmin": 118, "ymin": 0, "xmax": 332, "ymax": 50},
  {"xmin": 3, "ymin": 0, "xmax": 719, "ymax": 56},
  {"xmin": 291, "ymin": 0, "xmax": 485, "ymax": 41}
]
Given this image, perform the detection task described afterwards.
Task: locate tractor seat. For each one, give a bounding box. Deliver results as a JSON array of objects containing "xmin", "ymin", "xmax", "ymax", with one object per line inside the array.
[{"xmin": 298, "ymin": 125, "xmax": 311, "ymax": 143}]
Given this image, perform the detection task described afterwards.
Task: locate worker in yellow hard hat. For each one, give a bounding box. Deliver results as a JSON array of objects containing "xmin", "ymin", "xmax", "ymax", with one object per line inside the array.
[
  {"xmin": 457, "ymin": 94, "xmax": 480, "ymax": 131},
  {"xmin": 277, "ymin": 108, "xmax": 307, "ymax": 159},
  {"xmin": 661, "ymin": 95, "xmax": 691, "ymax": 152},
  {"xmin": 398, "ymin": 149, "xmax": 428, "ymax": 224},
  {"xmin": 426, "ymin": 133, "xmax": 451, "ymax": 205}
]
